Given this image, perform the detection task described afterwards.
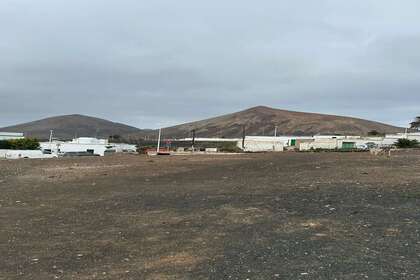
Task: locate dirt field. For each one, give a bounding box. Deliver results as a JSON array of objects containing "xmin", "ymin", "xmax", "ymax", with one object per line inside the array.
[{"xmin": 1, "ymin": 151, "xmax": 420, "ymax": 280}]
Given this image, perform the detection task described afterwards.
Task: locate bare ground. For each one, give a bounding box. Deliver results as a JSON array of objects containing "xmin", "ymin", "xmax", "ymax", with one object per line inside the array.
[{"xmin": 1, "ymin": 151, "xmax": 420, "ymax": 279}]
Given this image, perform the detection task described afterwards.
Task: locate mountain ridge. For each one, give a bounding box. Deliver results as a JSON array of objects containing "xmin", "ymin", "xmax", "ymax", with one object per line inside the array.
[
  {"xmin": 0, "ymin": 106, "xmax": 404, "ymax": 140},
  {"xmin": 0, "ymin": 114, "xmax": 147, "ymax": 140},
  {"xmin": 156, "ymin": 106, "xmax": 403, "ymax": 138}
]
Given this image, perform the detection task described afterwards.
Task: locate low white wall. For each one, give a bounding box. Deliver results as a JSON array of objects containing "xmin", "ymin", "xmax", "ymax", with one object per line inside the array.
[
  {"xmin": 299, "ymin": 139, "xmax": 338, "ymax": 151},
  {"xmin": 238, "ymin": 138, "xmax": 284, "ymax": 152},
  {"xmin": 0, "ymin": 149, "xmax": 55, "ymax": 159},
  {"xmin": 112, "ymin": 143, "xmax": 137, "ymax": 153}
]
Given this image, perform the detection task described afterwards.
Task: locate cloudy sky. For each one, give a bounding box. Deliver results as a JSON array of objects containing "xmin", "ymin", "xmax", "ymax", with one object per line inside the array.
[{"xmin": 1, "ymin": 0, "xmax": 419, "ymax": 128}]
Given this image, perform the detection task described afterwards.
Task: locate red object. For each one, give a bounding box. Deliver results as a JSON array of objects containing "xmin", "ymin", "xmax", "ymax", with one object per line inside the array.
[{"xmin": 146, "ymin": 148, "xmax": 171, "ymax": 155}]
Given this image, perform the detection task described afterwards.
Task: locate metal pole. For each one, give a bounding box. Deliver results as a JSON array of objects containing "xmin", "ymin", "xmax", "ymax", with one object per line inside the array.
[
  {"xmin": 157, "ymin": 128, "xmax": 161, "ymax": 153},
  {"xmin": 50, "ymin": 130, "xmax": 53, "ymax": 152},
  {"xmin": 274, "ymin": 126, "xmax": 277, "ymax": 137},
  {"xmin": 242, "ymin": 125, "xmax": 246, "ymax": 149},
  {"xmin": 191, "ymin": 129, "xmax": 196, "ymax": 152}
]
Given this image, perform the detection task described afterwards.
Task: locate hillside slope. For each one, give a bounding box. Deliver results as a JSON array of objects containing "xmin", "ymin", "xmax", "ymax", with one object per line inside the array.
[
  {"xmin": 1, "ymin": 106, "xmax": 403, "ymax": 140},
  {"xmin": 159, "ymin": 106, "xmax": 403, "ymax": 138},
  {"xmin": 0, "ymin": 114, "xmax": 145, "ymax": 140}
]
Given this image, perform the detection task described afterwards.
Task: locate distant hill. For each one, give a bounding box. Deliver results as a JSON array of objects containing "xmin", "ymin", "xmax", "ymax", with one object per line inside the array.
[
  {"xmin": 157, "ymin": 106, "xmax": 403, "ymax": 138},
  {"xmin": 0, "ymin": 106, "xmax": 404, "ymax": 141},
  {"xmin": 0, "ymin": 114, "xmax": 147, "ymax": 140}
]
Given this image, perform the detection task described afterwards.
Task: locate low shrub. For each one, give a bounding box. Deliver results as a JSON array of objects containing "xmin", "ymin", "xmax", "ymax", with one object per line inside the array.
[{"xmin": 395, "ymin": 139, "xmax": 419, "ymax": 149}]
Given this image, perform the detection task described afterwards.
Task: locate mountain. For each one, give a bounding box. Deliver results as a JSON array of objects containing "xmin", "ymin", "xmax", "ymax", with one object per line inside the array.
[
  {"xmin": 1, "ymin": 106, "xmax": 404, "ymax": 141},
  {"xmin": 158, "ymin": 106, "xmax": 403, "ymax": 138},
  {"xmin": 0, "ymin": 114, "xmax": 146, "ymax": 140}
]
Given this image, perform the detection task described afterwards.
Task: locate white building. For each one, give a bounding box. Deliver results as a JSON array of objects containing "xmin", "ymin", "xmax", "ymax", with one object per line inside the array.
[
  {"xmin": 40, "ymin": 137, "xmax": 137, "ymax": 156},
  {"xmin": 299, "ymin": 136, "xmax": 386, "ymax": 151},
  {"xmin": 0, "ymin": 132, "xmax": 24, "ymax": 140},
  {"xmin": 237, "ymin": 136, "xmax": 284, "ymax": 152}
]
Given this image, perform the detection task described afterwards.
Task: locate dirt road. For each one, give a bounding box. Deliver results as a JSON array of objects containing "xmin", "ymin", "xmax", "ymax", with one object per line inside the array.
[{"xmin": 1, "ymin": 151, "xmax": 420, "ymax": 279}]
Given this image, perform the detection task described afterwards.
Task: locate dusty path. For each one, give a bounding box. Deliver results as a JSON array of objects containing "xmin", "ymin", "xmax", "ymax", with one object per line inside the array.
[{"xmin": 1, "ymin": 151, "xmax": 420, "ymax": 279}]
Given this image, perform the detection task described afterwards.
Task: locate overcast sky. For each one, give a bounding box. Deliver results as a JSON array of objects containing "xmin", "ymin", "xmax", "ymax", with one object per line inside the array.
[{"xmin": 1, "ymin": 0, "xmax": 419, "ymax": 128}]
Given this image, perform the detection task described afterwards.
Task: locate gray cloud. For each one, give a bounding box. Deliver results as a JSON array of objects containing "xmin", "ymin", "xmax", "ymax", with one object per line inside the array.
[{"xmin": 1, "ymin": 0, "xmax": 420, "ymax": 128}]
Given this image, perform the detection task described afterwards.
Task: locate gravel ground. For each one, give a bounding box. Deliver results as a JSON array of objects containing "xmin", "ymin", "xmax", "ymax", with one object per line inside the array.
[{"xmin": 1, "ymin": 151, "xmax": 420, "ymax": 279}]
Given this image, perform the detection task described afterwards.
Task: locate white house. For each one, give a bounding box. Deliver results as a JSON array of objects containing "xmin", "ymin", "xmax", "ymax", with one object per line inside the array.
[{"xmin": 40, "ymin": 137, "xmax": 137, "ymax": 156}]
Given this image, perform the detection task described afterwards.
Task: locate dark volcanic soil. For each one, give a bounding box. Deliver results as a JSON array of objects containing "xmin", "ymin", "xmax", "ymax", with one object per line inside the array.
[{"xmin": 1, "ymin": 151, "xmax": 420, "ymax": 280}]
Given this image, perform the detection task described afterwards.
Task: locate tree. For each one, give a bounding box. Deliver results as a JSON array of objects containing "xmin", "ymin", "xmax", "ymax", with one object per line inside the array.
[{"xmin": 410, "ymin": 116, "xmax": 420, "ymax": 131}]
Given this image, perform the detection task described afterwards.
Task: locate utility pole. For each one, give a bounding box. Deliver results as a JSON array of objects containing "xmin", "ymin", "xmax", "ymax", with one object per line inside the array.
[
  {"xmin": 156, "ymin": 128, "xmax": 162, "ymax": 154},
  {"xmin": 49, "ymin": 130, "xmax": 54, "ymax": 153},
  {"xmin": 49, "ymin": 130, "xmax": 53, "ymax": 144},
  {"xmin": 191, "ymin": 129, "xmax": 196, "ymax": 152},
  {"xmin": 242, "ymin": 125, "xmax": 246, "ymax": 149}
]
